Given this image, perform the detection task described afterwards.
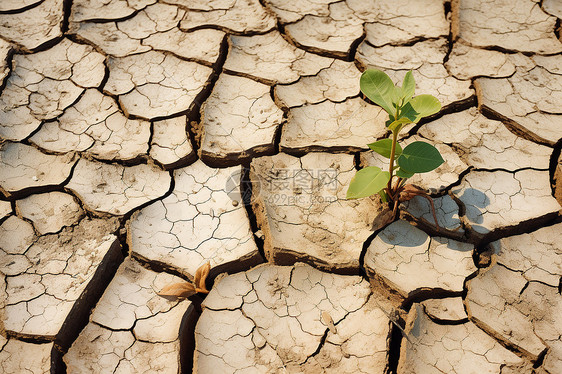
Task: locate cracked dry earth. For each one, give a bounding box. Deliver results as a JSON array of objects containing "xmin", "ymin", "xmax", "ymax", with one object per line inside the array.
[{"xmin": 0, "ymin": 0, "xmax": 561, "ymax": 373}]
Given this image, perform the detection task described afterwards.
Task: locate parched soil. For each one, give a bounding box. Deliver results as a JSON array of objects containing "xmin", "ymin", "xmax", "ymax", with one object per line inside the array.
[{"xmin": 0, "ymin": 0, "xmax": 561, "ymax": 373}]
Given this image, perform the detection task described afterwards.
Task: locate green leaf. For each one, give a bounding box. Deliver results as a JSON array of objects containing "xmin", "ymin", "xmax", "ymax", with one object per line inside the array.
[
  {"xmin": 411, "ymin": 94, "xmax": 441, "ymax": 118},
  {"xmin": 360, "ymin": 69, "xmax": 397, "ymax": 115},
  {"xmin": 400, "ymin": 94, "xmax": 441, "ymax": 123},
  {"xmin": 346, "ymin": 167, "xmax": 391, "ymax": 199},
  {"xmin": 401, "ymin": 71, "xmax": 415, "ymax": 102},
  {"xmin": 367, "ymin": 139, "xmax": 402, "ymax": 158},
  {"xmin": 399, "ymin": 101, "xmax": 419, "ymax": 122},
  {"xmin": 387, "ymin": 117, "xmax": 412, "ymax": 133},
  {"xmin": 397, "ymin": 141, "xmax": 444, "ymax": 173},
  {"xmin": 392, "ymin": 86, "xmax": 404, "ymax": 107},
  {"xmin": 378, "ymin": 190, "xmax": 389, "ymax": 203},
  {"xmin": 396, "ymin": 168, "xmax": 415, "ymax": 179}
]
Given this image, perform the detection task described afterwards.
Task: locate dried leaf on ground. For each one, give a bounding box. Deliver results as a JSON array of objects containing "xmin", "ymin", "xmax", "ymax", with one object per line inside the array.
[
  {"xmin": 321, "ymin": 311, "xmax": 337, "ymax": 334},
  {"xmin": 158, "ymin": 282, "xmax": 197, "ymax": 299},
  {"xmin": 194, "ymin": 262, "xmax": 211, "ymax": 294}
]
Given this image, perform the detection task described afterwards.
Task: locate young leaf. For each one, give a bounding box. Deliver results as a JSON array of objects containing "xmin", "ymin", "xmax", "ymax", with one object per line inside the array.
[
  {"xmin": 346, "ymin": 166, "xmax": 390, "ymax": 199},
  {"xmin": 360, "ymin": 69, "xmax": 396, "ymax": 115},
  {"xmin": 400, "ymin": 94, "xmax": 441, "ymax": 123},
  {"xmin": 397, "ymin": 141, "xmax": 444, "ymax": 173},
  {"xmin": 392, "ymin": 86, "xmax": 404, "ymax": 107},
  {"xmin": 378, "ymin": 190, "xmax": 389, "ymax": 203},
  {"xmin": 399, "ymin": 101, "xmax": 419, "ymax": 123},
  {"xmin": 158, "ymin": 282, "xmax": 197, "ymax": 299},
  {"xmin": 396, "ymin": 168, "xmax": 415, "ymax": 179},
  {"xmin": 387, "ymin": 117, "xmax": 412, "ymax": 133},
  {"xmin": 401, "ymin": 71, "xmax": 415, "ymax": 101},
  {"xmin": 367, "ymin": 139, "xmax": 402, "ymax": 158},
  {"xmin": 194, "ymin": 261, "xmax": 211, "ymax": 294}
]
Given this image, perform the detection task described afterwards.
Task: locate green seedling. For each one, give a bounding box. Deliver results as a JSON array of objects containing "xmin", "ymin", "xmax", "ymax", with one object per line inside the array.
[{"xmin": 347, "ymin": 69, "xmax": 443, "ymax": 226}]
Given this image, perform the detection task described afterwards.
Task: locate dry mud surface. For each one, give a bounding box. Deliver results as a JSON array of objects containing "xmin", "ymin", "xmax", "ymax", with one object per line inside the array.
[{"xmin": 0, "ymin": 0, "xmax": 561, "ymax": 373}]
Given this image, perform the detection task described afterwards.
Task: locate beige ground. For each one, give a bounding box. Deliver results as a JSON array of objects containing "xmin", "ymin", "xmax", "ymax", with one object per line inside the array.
[{"xmin": 0, "ymin": 0, "xmax": 561, "ymax": 373}]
